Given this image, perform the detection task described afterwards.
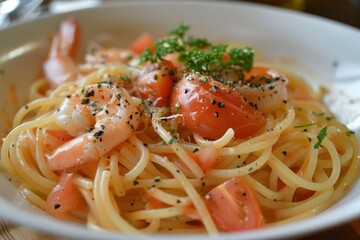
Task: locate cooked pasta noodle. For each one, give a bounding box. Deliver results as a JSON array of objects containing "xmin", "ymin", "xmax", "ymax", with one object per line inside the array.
[{"xmin": 1, "ymin": 18, "xmax": 359, "ymax": 235}]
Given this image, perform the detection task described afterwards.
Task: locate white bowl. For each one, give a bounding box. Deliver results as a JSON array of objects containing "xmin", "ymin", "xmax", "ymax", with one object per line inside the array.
[{"xmin": 1, "ymin": 1, "xmax": 360, "ymax": 239}]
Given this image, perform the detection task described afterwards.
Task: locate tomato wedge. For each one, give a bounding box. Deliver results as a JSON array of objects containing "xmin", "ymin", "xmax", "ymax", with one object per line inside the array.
[
  {"xmin": 187, "ymin": 147, "xmax": 217, "ymax": 172},
  {"xmin": 46, "ymin": 173, "xmax": 81, "ymax": 216},
  {"xmin": 170, "ymin": 73, "xmax": 265, "ymax": 139},
  {"xmin": 136, "ymin": 60, "xmax": 175, "ymax": 107},
  {"xmin": 205, "ymin": 176, "xmax": 264, "ymax": 232},
  {"xmin": 130, "ymin": 33, "xmax": 155, "ymax": 54}
]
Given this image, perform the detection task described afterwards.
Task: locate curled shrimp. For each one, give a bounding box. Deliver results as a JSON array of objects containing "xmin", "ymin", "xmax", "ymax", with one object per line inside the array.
[
  {"xmin": 47, "ymin": 83, "xmax": 140, "ymax": 171},
  {"xmin": 43, "ymin": 16, "xmax": 81, "ymax": 89},
  {"xmin": 235, "ymin": 67, "xmax": 289, "ymax": 113}
]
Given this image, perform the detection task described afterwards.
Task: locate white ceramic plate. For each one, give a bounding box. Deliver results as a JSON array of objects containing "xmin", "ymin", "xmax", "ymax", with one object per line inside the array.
[{"xmin": 1, "ymin": 1, "xmax": 360, "ymax": 239}]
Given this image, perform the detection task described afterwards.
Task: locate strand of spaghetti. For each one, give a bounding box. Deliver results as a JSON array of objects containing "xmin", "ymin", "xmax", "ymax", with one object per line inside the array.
[
  {"xmin": 331, "ymin": 135, "xmax": 360, "ymax": 200},
  {"xmin": 119, "ymin": 144, "xmax": 155, "ymax": 179},
  {"xmin": 206, "ymin": 147, "xmax": 272, "ymax": 178},
  {"xmin": 122, "ymin": 207, "xmax": 186, "ymax": 220},
  {"xmin": 13, "ymin": 134, "xmax": 56, "ymax": 193},
  {"xmin": 29, "ymin": 78, "xmax": 47, "ymax": 100},
  {"xmin": 123, "ymin": 177, "xmax": 225, "ymax": 190},
  {"xmin": 193, "ymin": 128, "xmax": 235, "ymax": 149},
  {"xmin": 19, "ymin": 187, "xmax": 47, "ymax": 211},
  {"xmin": 93, "ymin": 163, "xmax": 141, "ymax": 234},
  {"xmin": 81, "ymin": 64, "xmax": 139, "ymax": 86},
  {"xmin": 77, "ymin": 187, "xmax": 96, "ymax": 217},
  {"xmin": 73, "ymin": 175, "xmax": 93, "ymax": 190},
  {"xmin": 275, "ymin": 188, "xmax": 334, "ymax": 219},
  {"xmin": 122, "ymin": 135, "xmax": 150, "ymax": 182},
  {"xmin": 244, "ymin": 175, "xmax": 285, "ymax": 201},
  {"xmin": 146, "ymin": 187, "xmax": 192, "ymax": 206},
  {"xmin": 1, "ymin": 113, "xmax": 55, "ymax": 173},
  {"xmin": 150, "ymin": 154, "xmax": 218, "ymax": 235},
  {"xmin": 148, "ymin": 142, "xmax": 198, "ymax": 154},
  {"xmin": 290, "ymin": 100, "xmax": 327, "ymax": 112},
  {"xmin": 152, "ymin": 114, "xmax": 204, "ymax": 178},
  {"xmin": 35, "ymin": 128, "xmax": 59, "ymax": 181},
  {"xmin": 268, "ymin": 137, "xmax": 341, "ymax": 191},
  {"xmin": 300, "ymin": 141, "xmax": 318, "ymax": 180},
  {"xmin": 109, "ymin": 155, "xmax": 125, "ymax": 196},
  {"xmin": 217, "ymin": 107, "xmax": 295, "ymax": 157},
  {"xmin": 12, "ymin": 98, "xmax": 61, "ymax": 127},
  {"xmin": 140, "ymin": 218, "xmax": 160, "ymax": 233}
]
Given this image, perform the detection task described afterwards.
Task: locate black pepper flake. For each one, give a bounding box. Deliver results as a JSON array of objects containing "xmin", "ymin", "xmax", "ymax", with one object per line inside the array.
[
  {"xmin": 217, "ymin": 102, "xmax": 225, "ymax": 108},
  {"xmin": 210, "ymin": 99, "xmax": 217, "ymax": 105},
  {"xmin": 282, "ymin": 151, "xmax": 287, "ymax": 156},
  {"xmin": 93, "ymin": 129, "xmax": 104, "ymax": 138},
  {"xmin": 192, "ymin": 148, "xmax": 199, "ymax": 153},
  {"xmin": 214, "ymin": 111, "xmax": 219, "ymax": 118},
  {"xmin": 54, "ymin": 203, "xmax": 61, "ymax": 209},
  {"xmin": 85, "ymin": 89, "xmax": 95, "ymax": 97}
]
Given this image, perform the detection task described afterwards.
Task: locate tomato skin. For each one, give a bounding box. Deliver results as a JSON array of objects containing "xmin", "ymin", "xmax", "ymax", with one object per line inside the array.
[
  {"xmin": 136, "ymin": 60, "xmax": 175, "ymax": 107},
  {"xmin": 170, "ymin": 74, "xmax": 266, "ymax": 139},
  {"xmin": 205, "ymin": 176, "xmax": 264, "ymax": 232},
  {"xmin": 188, "ymin": 147, "xmax": 217, "ymax": 172},
  {"xmin": 130, "ymin": 33, "xmax": 155, "ymax": 54},
  {"xmin": 46, "ymin": 173, "xmax": 81, "ymax": 216}
]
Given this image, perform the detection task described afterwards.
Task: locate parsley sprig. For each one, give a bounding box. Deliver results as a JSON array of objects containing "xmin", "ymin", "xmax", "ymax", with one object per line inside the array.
[
  {"xmin": 140, "ymin": 23, "xmax": 254, "ymax": 76},
  {"xmin": 314, "ymin": 126, "xmax": 328, "ymax": 149}
]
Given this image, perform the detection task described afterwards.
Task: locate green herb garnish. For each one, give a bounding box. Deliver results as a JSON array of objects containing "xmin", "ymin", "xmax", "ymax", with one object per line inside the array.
[
  {"xmin": 294, "ymin": 123, "xmax": 316, "ymax": 129},
  {"xmin": 168, "ymin": 137, "xmax": 176, "ymax": 145},
  {"xmin": 140, "ymin": 23, "xmax": 254, "ymax": 78},
  {"xmin": 314, "ymin": 126, "xmax": 328, "ymax": 149}
]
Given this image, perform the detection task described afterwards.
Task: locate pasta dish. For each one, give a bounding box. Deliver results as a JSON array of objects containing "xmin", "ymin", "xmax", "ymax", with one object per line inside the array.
[{"xmin": 1, "ymin": 17, "xmax": 359, "ymax": 235}]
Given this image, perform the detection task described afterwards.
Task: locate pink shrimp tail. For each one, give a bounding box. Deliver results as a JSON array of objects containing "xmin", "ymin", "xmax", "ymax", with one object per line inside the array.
[{"xmin": 47, "ymin": 137, "xmax": 98, "ymax": 171}]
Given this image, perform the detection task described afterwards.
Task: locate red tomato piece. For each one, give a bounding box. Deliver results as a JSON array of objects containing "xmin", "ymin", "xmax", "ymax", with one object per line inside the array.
[
  {"xmin": 136, "ymin": 60, "xmax": 175, "ymax": 107},
  {"xmin": 170, "ymin": 74, "xmax": 266, "ymax": 139},
  {"xmin": 130, "ymin": 33, "xmax": 155, "ymax": 54},
  {"xmin": 188, "ymin": 147, "xmax": 217, "ymax": 172},
  {"xmin": 205, "ymin": 176, "xmax": 264, "ymax": 232},
  {"xmin": 46, "ymin": 173, "xmax": 81, "ymax": 216}
]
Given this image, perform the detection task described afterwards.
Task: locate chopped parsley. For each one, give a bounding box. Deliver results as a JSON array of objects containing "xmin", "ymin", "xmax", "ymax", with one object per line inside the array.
[
  {"xmin": 140, "ymin": 23, "xmax": 254, "ymax": 78},
  {"xmin": 314, "ymin": 126, "xmax": 328, "ymax": 149},
  {"xmin": 294, "ymin": 123, "xmax": 316, "ymax": 129},
  {"xmin": 168, "ymin": 137, "xmax": 176, "ymax": 145},
  {"xmin": 346, "ymin": 130, "xmax": 355, "ymax": 136}
]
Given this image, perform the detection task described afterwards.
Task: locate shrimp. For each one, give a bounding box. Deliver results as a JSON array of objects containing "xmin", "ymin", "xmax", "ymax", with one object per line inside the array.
[
  {"xmin": 85, "ymin": 48, "xmax": 133, "ymax": 65},
  {"xmin": 47, "ymin": 83, "xmax": 140, "ymax": 171},
  {"xmin": 43, "ymin": 16, "xmax": 81, "ymax": 89},
  {"xmin": 235, "ymin": 67, "xmax": 289, "ymax": 113}
]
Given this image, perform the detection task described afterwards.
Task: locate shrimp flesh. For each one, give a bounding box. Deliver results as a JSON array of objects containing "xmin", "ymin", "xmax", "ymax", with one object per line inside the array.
[
  {"xmin": 47, "ymin": 83, "xmax": 140, "ymax": 171},
  {"xmin": 43, "ymin": 16, "xmax": 81, "ymax": 89},
  {"xmin": 235, "ymin": 67, "xmax": 289, "ymax": 113},
  {"xmin": 85, "ymin": 48, "xmax": 133, "ymax": 65}
]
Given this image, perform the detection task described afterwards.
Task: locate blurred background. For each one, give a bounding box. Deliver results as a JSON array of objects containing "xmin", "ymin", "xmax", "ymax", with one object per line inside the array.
[{"xmin": 1, "ymin": 0, "xmax": 360, "ymax": 29}]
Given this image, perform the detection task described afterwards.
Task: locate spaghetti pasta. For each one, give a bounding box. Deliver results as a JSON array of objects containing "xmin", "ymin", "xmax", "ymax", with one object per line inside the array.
[{"xmin": 1, "ymin": 18, "xmax": 359, "ymax": 235}]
